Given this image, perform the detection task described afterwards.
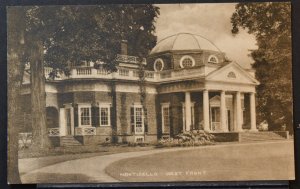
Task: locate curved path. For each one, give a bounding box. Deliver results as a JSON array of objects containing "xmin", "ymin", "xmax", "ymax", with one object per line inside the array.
[{"xmin": 21, "ymin": 140, "xmax": 294, "ymax": 183}]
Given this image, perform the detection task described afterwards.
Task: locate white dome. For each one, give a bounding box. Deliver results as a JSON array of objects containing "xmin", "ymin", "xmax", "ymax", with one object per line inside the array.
[{"xmin": 150, "ymin": 33, "xmax": 221, "ymax": 55}]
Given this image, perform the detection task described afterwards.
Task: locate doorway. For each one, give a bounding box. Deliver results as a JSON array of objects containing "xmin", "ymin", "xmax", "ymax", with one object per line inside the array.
[{"xmin": 65, "ymin": 108, "xmax": 72, "ymax": 135}]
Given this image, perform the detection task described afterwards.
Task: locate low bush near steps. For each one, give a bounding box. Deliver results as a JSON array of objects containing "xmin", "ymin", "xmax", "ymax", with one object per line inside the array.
[{"xmin": 156, "ymin": 130, "xmax": 215, "ymax": 148}]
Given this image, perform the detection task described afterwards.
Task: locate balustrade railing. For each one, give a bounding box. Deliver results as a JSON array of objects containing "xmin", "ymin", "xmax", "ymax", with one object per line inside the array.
[
  {"xmin": 75, "ymin": 127, "xmax": 96, "ymax": 136},
  {"xmin": 97, "ymin": 67, "xmax": 109, "ymax": 75},
  {"xmin": 46, "ymin": 65, "xmax": 205, "ymax": 82},
  {"xmin": 48, "ymin": 128, "xmax": 60, "ymax": 137},
  {"xmin": 119, "ymin": 68, "xmax": 130, "ymax": 76},
  {"xmin": 76, "ymin": 67, "xmax": 92, "ymax": 75},
  {"xmin": 44, "ymin": 67, "xmax": 53, "ymax": 78},
  {"xmin": 116, "ymin": 54, "xmax": 147, "ymax": 65}
]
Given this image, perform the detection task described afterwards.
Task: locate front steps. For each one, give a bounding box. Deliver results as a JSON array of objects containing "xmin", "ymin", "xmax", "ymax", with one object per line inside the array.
[
  {"xmin": 240, "ymin": 132, "xmax": 287, "ymax": 142},
  {"xmin": 60, "ymin": 136, "xmax": 82, "ymax": 146}
]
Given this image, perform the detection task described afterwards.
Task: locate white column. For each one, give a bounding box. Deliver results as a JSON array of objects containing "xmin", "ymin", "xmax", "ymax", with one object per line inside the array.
[
  {"xmin": 220, "ymin": 91, "xmax": 228, "ymax": 132},
  {"xmin": 185, "ymin": 92, "xmax": 192, "ymax": 131},
  {"xmin": 235, "ymin": 91, "xmax": 243, "ymax": 131},
  {"xmin": 59, "ymin": 108, "xmax": 66, "ymax": 136},
  {"xmin": 203, "ymin": 90, "xmax": 210, "ymax": 131},
  {"xmin": 250, "ymin": 93, "xmax": 258, "ymax": 131},
  {"xmin": 70, "ymin": 107, "xmax": 75, "ymax": 135}
]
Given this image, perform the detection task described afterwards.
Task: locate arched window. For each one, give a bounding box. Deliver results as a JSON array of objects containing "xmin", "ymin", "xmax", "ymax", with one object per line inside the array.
[
  {"xmin": 154, "ymin": 58, "xmax": 164, "ymax": 72},
  {"xmin": 180, "ymin": 55, "xmax": 195, "ymax": 68},
  {"xmin": 208, "ymin": 55, "xmax": 219, "ymax": 64}
]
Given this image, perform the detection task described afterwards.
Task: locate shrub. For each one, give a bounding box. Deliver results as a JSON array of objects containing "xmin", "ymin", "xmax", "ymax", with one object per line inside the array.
[{"xmin": 156, "ymin": 130, "xmax": 215, "ymax": 148}]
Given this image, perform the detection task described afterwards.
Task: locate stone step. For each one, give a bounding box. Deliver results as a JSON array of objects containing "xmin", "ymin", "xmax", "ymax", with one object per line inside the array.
[
  {"xmin": 60, "ymin": 136, "xmax": 82, "ymax": 146},
  {"xmin": 240, "ymin": 132, "xmax": 286, "ymax": 142}
]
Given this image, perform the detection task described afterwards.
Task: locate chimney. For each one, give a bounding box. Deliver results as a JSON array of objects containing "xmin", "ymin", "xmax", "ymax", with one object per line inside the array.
[{"xmin": 121, "ymin": 40, "xmax": 128, "ymax": 55}]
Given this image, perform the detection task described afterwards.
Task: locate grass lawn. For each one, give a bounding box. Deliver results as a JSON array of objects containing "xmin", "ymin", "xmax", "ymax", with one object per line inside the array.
[
  {"xmin": 105, "ymin": 141, "xmax": 295, "ymax": 182},
  {"xmin": 19, "ymin": 145, "xmax": 155, "ymax": 175}
]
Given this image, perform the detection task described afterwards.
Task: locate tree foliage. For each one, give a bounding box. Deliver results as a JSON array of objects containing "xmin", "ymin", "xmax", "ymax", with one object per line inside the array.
[
  {"xmin": 25, "ymin": 5, "xmax": 159, "ymax": 73},
  {"xmin": 231, "ymin": 2, "xmax": 292, "ymax": 132}
]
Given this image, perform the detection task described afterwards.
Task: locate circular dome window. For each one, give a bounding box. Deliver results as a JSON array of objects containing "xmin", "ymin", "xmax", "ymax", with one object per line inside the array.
[
  {"xmin": 208, "ymin": 55, "xmax": 219, "ymax": 64},
  {"xmin": 154, "ymin": 58, "xmax": 164, "ymax": 72},
  {"xmin": 180, "ymin": 55, "xmax": 195, "ymax": 68}
]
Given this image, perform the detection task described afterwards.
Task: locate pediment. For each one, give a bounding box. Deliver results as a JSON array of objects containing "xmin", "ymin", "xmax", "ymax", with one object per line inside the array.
[{"xmin": 205, "ymin": 62, "xmax": 259, "ymax": 85}]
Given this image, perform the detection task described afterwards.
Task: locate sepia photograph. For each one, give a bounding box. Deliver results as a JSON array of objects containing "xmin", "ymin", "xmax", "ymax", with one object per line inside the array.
[{"xmin": 7, "ymin": 2, "xmax": 294, "ymax": 184}]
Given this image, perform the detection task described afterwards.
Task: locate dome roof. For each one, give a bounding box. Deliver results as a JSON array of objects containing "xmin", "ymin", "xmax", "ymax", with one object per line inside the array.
[{"xmin": 150, "ymin": 33, "xmax": 221, "ymax": 55}]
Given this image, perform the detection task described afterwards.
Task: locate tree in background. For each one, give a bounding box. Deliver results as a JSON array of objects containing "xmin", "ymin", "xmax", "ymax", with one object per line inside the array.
[{"xmin": 231, "ymin": 2, "xmax": 292, "ymax": 133}]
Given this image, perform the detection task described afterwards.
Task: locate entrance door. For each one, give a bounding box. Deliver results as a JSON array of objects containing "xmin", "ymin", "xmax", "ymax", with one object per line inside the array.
[
  {"xmin": 65, "ymin": 108, "xmax": 72, "ymax": 135},
  {"xmin": 210, "ymin": 107, "xmax": 220, "ymax": 131}
]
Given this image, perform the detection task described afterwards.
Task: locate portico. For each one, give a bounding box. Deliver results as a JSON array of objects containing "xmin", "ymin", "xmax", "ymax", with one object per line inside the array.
[
  {"xmin": 157, "ymin": 61, "xmax": 260, "ymax": 136},
  {"xmin": 182, "ymin": 89, "xmax": 258, "ymax": 133}
]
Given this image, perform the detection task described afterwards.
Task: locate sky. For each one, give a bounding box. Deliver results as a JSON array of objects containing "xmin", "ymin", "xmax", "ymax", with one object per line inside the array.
[{"xmin": 154, "ymin": 3, "xmax": 258, "ymax": 68}]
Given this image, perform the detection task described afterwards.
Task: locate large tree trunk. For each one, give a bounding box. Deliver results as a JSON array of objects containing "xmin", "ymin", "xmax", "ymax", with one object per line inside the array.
[
  {"xmin": 7, "ymin": 51, "xmax": 24, "ymax": 184},
  {"xmin": 30, "ymin": 39, "xmax": 50, "ymax": 149},
  {"xmin": 7, "ymin": 7, "xmax": 26, "ymax": 184},
  {"xmin": 110, "ymin": 81, "xmax": 118, "ymax": 143}
]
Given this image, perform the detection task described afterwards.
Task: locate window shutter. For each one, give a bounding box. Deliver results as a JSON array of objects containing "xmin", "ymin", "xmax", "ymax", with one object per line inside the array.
[
  {"xmin": 144, "ymin": 108, "xmax": 148, "ymax": 133},
  {"xmin": 110, "ymin": 106, "xmax": 113, "ymax": 127},
  {"xmin": 74, "ymin": 104, "xmax": 78, "ymax": 127},
  {"xmin": 92, "ymin": 105, "xmax": 100, "ymax": 127},
  {"xmin": 130, "ymin": 107, "xmax": 135, "ymax": 133}
]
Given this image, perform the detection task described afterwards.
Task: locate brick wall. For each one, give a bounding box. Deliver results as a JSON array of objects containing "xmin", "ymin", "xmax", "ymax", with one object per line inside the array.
[
  {"xmin": 115, "ymin": 92, "xmax": 157, "ymax": 136},
  {"xmin": 57, "ymin": 88, "xmax": 158, "ymax": 142}
]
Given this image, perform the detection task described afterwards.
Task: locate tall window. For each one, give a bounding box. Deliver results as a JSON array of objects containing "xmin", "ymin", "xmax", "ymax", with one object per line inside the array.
[
  {"xmin": 80, "ymin": 107, "xmax": 91, "ymax": 126},
  {"xmin": 135, "ymin": 107, "xmax": 143, "ymax": 133},
  {"xmin": 130, "ymin": 105, "xmax": 144, "ymax": 134},
  {"xmin": 100, "ymin": 105, "xmax": 110, "ymax": 126},
  {"xmin": 161, "ymin": 103, "xmax": 170, "ymax": 133}
]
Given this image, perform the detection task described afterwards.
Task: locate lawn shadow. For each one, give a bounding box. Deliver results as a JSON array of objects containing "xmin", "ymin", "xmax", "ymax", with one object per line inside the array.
[{"xmin": 22, "ymin": 172, "xmax": 97, "ymax": 183}]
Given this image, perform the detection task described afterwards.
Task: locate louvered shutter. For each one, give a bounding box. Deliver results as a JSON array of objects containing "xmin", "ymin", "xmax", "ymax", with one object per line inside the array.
[
  {"xmin": 74, "ymin": 104, "xmax": 78, "ymax": 127},
  {"xmin": 130, "ymin": 107, "xmax": 135, "ymax": 133},
  {"xmin": 91, "ymin": 104, "xmax": 100, "ymax": 127},
  {"xmin": 110, "ymin": 106, "xmax": 113, "ymax": 127},
  {"xmin": 144, "ymin": 108, "xmax": 148, "ymax": 133}
]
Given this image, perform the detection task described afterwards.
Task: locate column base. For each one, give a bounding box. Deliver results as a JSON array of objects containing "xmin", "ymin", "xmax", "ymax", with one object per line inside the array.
[{"xmin": 249, "ymin": 128, "xmax": 258, "ymax": 132}]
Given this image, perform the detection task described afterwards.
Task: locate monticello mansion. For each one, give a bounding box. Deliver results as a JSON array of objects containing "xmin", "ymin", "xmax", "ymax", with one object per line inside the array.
[{"xmin": 20, "ymin": 33, "xmax": 263, "ymax": 146}]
